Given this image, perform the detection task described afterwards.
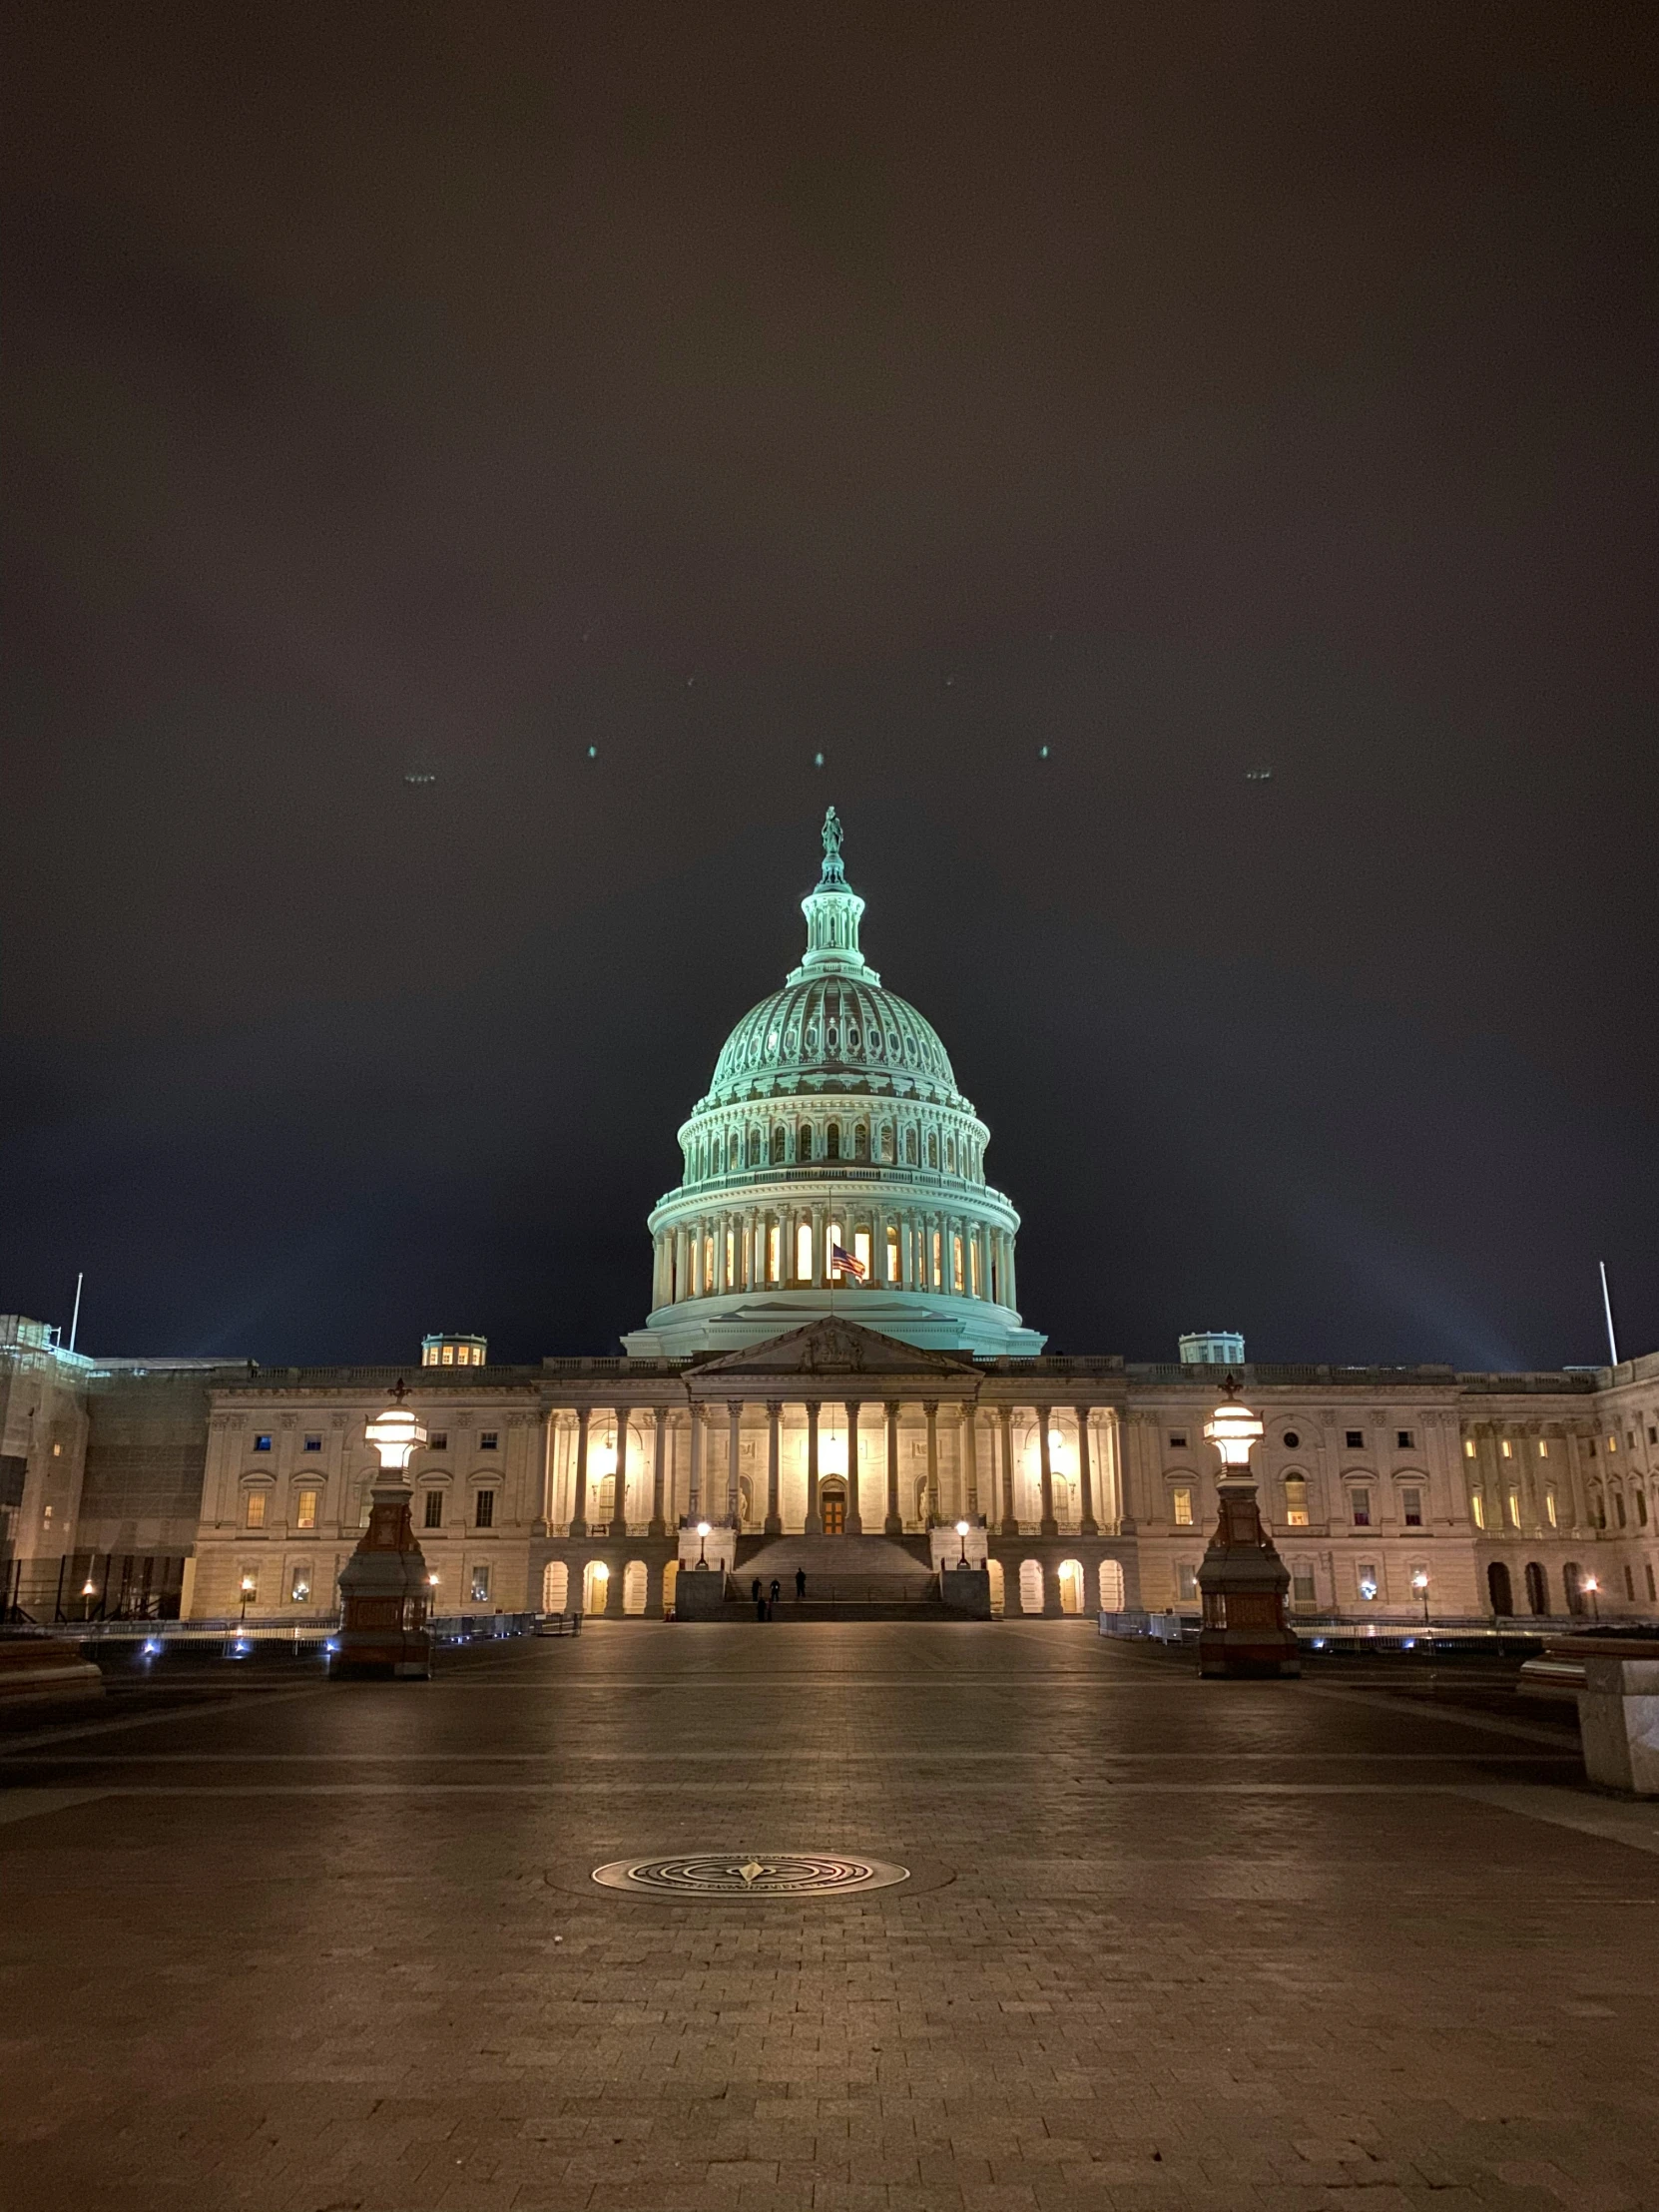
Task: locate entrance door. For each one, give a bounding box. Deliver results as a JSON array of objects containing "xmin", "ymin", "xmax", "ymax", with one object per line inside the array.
[{"xmin": 821, "ymin": 1488, "xmax": 846, "ymax": 1535}]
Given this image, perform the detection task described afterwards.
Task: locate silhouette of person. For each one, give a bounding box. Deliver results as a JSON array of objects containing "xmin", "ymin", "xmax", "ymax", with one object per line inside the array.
[
  {"xmin": 770, "ymin": 1578, "xmax": 782, "ymax": 1611},
  {"xmin": 751, "ymin": 1576, "xmax": 762, "ymax": 1604},
  {"xmin": 795, "ymin": 1567, "xmax": 807, "ymax": 1600}
]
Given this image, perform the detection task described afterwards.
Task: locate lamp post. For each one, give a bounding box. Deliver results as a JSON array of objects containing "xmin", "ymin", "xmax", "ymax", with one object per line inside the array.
[
  {"xmin": 238, "ymin": 1573, "xmax": 255, "ymax": 1622},
  {"xmin": 955, "ymin": 1518, "xmax": 970, "ymax": 1566},
  {"xmin": 696, "ymin": 1519, "xmax": 711, "ymax": 1569},
  {"xmin": 335, "ymin": 1382, "xmax": 433, "ymax": 1678},
  {"xmin": 1195, "ymin": 1379, "xmax": 1299, "ymax": 1679},
  {"xmin": 1584, "ymin": 1573, "xmax": 1600, "ymax": 1622},
  {"xmin": 1411, "ymin": 1569, "xmax": 1429, "ymax": 1627}
]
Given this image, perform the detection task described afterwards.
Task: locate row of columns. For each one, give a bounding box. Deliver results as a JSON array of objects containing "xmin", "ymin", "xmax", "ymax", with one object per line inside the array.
[
  {"xmin": 557, "ymin": 1400, "xmax": 1109, "ymax": 1537},
  {"xmin": 652, "ymin": 1206, "xmax": 1017, "ymax": 1309}
]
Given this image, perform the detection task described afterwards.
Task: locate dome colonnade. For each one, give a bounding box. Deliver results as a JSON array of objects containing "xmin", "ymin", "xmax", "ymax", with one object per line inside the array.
[{"xmin": 627, "ymin": 810, "xmax": 1041, "ymax": 1359}]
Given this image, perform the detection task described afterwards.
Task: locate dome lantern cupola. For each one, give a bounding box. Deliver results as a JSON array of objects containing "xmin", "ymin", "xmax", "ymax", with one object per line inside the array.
[{"xmin": 623, "ymin": 810, "xmax": 1045, "ymax": 1360}]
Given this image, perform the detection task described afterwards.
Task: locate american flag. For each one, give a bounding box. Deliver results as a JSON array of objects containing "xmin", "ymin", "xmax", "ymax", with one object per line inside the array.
[{"xmin": 830, "ymin": 1243, "xmax": 866, "ymax": 1281}]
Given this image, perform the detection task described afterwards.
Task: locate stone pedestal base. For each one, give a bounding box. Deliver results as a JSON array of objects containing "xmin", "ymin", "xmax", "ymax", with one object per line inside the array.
[
  {"xmin": 673, "ymin": 1565, "xmax": 729, "ymax": 1619},
  {"xmin": 1198, "ymin": 1620, "xmax": 1301, "ymax": 1679},
  {"xmin": 1573, "ymin": 1643, "xmax": 1659, "ymax": 1796},
  {"xmin": 939, "ymin": 1565, "xmax": 991, "ymax": 1617}
]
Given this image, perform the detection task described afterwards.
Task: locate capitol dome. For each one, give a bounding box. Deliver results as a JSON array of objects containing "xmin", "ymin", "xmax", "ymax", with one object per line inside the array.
[{"xmin": 623, "ymin": 810, "xmax": 1044, "ymax": 1360}]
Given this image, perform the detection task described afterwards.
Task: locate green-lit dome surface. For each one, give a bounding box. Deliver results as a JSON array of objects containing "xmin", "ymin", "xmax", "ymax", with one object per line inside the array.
[{"xmin": 705, "ymin": 978, "xmax": 959, "ymax": 1108}]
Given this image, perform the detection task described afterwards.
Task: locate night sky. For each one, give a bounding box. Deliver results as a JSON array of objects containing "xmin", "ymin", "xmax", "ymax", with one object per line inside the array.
[{"xmin": 3, "ymin": 5, "xmax": 1656, "ymax": 1371}]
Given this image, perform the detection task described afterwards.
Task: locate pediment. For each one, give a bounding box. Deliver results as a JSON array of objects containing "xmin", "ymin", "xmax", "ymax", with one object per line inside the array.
[{"xmin": 692, "ymin": 1317, "xmax": 978, "ymax": 1381}]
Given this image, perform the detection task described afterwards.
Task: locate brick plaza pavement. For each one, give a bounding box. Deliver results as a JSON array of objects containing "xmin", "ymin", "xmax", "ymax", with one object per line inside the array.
[{"xmin": 0, "ymin": 1622, "xmax": 1656, "ymax": 2212}]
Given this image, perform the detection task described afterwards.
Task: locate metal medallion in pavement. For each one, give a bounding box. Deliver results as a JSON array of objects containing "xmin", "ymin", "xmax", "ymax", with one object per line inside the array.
[{"xmin": 591, "ymin": 1852, "xmax": 909, "ymax": 1899}]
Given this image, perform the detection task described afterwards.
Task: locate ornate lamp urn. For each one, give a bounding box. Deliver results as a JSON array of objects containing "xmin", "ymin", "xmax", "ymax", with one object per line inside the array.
[
  {"xmin": 335, "ymin": 1384, "xmax": 432, "ymax": 1679},
  {"xmin": 1196, "ymin": 1380, "xmax": 1300, "ymax": 1679}
]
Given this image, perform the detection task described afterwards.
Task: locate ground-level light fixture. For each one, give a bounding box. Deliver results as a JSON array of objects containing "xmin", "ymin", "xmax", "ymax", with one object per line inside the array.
[
  {"xmin": 695, "ymin": 1520, "xmax": 712, "ymax": 1568},
  {"xmin": 955, "ymin": 1518, "xmax": 970, "ymax": 1565},
  {"xmin": 1411, "ymin": 1569, "xmax": 1429, "ymax": 1625},
  {"xmin": 239, "ymin": 1572, "xmax": 256, "ymax": 1621},
  {"xmin": 81, "ymin": 1576, "xmax": 97, "ymax": 1598},
  {"xmin": 1582, "ymin": 1573, "xmax": 1600, "ymax": 1620}
]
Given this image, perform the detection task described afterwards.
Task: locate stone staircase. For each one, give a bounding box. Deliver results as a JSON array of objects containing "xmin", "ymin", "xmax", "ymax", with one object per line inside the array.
[{"xmin": 725, "ymin": 1532, "xmax": 943, "ymax": 1619}]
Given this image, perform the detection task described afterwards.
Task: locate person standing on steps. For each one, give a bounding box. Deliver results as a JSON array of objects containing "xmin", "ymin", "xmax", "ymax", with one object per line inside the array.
[
  {"xmin": 755, "ymin": 1586, "xmax": 768, "ymax": 1620},
  {"xmin": 795, "ymin": 1566, "xmax": 807, "ymax": 1601},
  {"xmin": 751, "ymin": 1576, "xmax": 762, "ymax": 1606},
  {"xmin": 770, "ymin": 1578, "xmax": 782, "ymax": 1614}
]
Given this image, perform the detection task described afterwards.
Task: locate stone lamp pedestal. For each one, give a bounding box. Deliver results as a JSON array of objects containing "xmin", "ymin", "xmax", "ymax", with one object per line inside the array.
[
  {"xmin": 335, "ymin": 1477, "xmax": 432, "ymax": 1679},
  {"xmin": 1564, "ymin": 1635, "xmax": 1659, "ymax": 1796},
  {"xmin": 1197, "ymin": 1476, "xmax": 1301, "ymax": 1678}
]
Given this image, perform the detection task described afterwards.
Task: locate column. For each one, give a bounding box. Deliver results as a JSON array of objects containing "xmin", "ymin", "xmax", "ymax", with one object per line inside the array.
[
  {"xmin": 962, "ymin": 1405, "xmax": 980, "ymax": 1518},
  {"xmin": 1005, "ymin": 1238, "xmax": 1017, "ymax": 1312},
  {"xmin": 675, "ymin": 1225, "xmax": 688, "ymax": 1303},
  {"xmin": 998, "ymin": 1403, "xmax": 1017, "ymax": 1533},
  {"xmin": 884, "ymin": 1401, "xmax": 901, "ymax": 1535},
  {"xmin": 805, "ymin": 1400, "xmax": 822, "ymax": 1535},
  {"xmin": 726, "ymin": 1400, "xmax": 743, "ymax": 1523},
  {"xmin": 570, "ymin": 1405, "xmax": 592, "ymax": 1537},
  {"xmin": 688, "ymin": 1403, "xmax": 704, "ymax": 1518},
  {"xmin": 1037, "ymin": 1407, "xmax": 1057, "ymax": 1535},
  {"xmin": 899, "ymin": 1213, "xmax": 912, "ymax": 1289},
  {"xmin": 609, "ymin": 1409, "xmax": 630, "ymax": 1536},
  {"xmin": 650, "ymin": 1406, "xmax": 668, "ymax": 1537},
  {"xmin": 766, "ymin": 1401, "xmax": 783, "ymax": 1535},
  {"xmin": 1076, "ymin": 1404, "xmax": 1098, "ymax": 1534},
  {"xmin": 924, "ymin": 1401, "xmax": 939, "ymax": 1525},
  {"xmin": 844, "ymin": 1400, "xmax": 862, "ymax": 1534}
]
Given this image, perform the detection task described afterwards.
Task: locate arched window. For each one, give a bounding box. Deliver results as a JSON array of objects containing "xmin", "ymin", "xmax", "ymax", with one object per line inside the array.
[
  {"xmin": 542, "ymin": 1560, "xmax": 569, "ymax": 1613},
  {"xmin": 1018, "ymin": 1559, "xmax": 1044, "ymax": 1614},
  {"xmin": 622, "ymin": 1560, "xmax": 648, "ymax": 1615},
  {"xmin": 1057, "ymin": 1559, "xmax": 1084, "ymax": 1614},
  {"xmin": 926, "ymin": 1131, "xmax": 939, "ymax": 1169},
  {"xmin": 728, "ymin": 1132, "xmax": 741, "ymax": 1171},
  {"xmin": 582, "ymin": 1560, "xmax": 610, "ymax": 1615},
  {"xmin": 799, "ymin": 1121, "xmax": 814, "ymax": 1161},
  {"xmin": 771, "ymin": 1125, "xmax": 786, "ymax": 1165},
  {"xmin": 946, "ymin": 1136, "xmax": 956, "ymax": 1173},
  {"xmin": 1637, "ymin": 1485, "xmax": 1649, "ymax": 1527},
  {"xmin": 1589, "ymin": 1482, "xmax": 1606, "ymax": 1529},
  {"xmin": 1523, "ymin": 1561, "xmax": 1548, "ymax": 1615},
  {"xmin": 747, "ymin": 1127, "xmax": 761, "ymax": 1167},
  {"xmin": 826, "ymin": 1121, "xmax": 840, "ymax": 1159},
  {"xmin": 1486, "ymin": 1560, "xmax": 1513, "ymax": 1616},
  {"xmin": 904, "ymin": 1127, "xmax": 918, "ymax": 1165},
  {"xmin": 1097, "ymin": 1559, "xmax": 1125, "ymax": 1611},
  {"xmin": 880, "ymin": 1124, "xmax": 894, "ymax": 1162},
  {"xmin": 854, "ymin": 1122, "xmax": 868, "ymax": 1160},
  {"xmin": 1613, "ymin": 1485, "xmax": 1627, "ymax": 1528},
  {"xmin": 662, "ymin": 1560, "xmax": 679, "ymax": 1616},
  {"xmin": 1563, "ymin": 1562, "xmax": 1584, "ymax": 1615},
  {"xmin": 1283, "ymin": 1474, "xmax": 1310, "ymax": 1527}
]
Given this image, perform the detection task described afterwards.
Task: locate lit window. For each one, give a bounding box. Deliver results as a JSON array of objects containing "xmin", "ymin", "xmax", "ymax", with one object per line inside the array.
[
  {"xmin": 1545, "ymin": 1490, "xmax": 1558, "ymax": 1528},
  {"xmin": 1284, "ymin": 1475, "xmax": 1310, "ymax": 1527},
  {"xmin": 475, "ymin": 1490, "xmax": 496, "ymax": 1528},
  {"xmin": 1169, "ymin": 1431, "xmax": 1188, "ymax": 1449},
  {"xmin": 441, "ymin": 1344, "xmax": 454, "ymax": 1365},
  {"xmin": 952, "ymin": 1235, "xmax": 964, "ymax": 1294},
  {"xmin": 1537, "ymin": 1438, "xmax": 1549, "ymax": 1457},
  {"xmin": 1351, "ymin": 1488, "xmax": 1372, "ymax": 1527},
  {"xmin": 295, "ymin": 1488, "xmax": 318, "ymax": 1530},
  {"xmin": 423, "ymin": 1490, "xmax": 443, "ymax": 1528},
  {"xmin": 423, "ymin": 1347, "xmax": 437, "ymax": 1366},
  {"xmin": 1607, "ymin": 1434, "xmax": 1618, "ymax": 1453},
  {"xmin": 1507, "ymin": 1488, "xmax": 1522, "ymax": 1529},
  {"xmin": 1358, "ymin": 1565, "xmax": 1379, "ymax": 1601},
  {"xmin": 797, "ymin": 1222, "xmax": 813, "ymax": 1280},
  {"xmin": 289, "ymin": 1566, "xmax": 310, "ymax": 1604},
  {"xmin": 1396, "ymin": 1429, "xmax": 1414, "ymax": 1449},
  {"xmin": 479, "ymin": 1431, "xmax": 498, "ymax": 1451},
  {"xmin": 303, "ymin": 1434, "xmax": 322, "ymax": 1453},
  {"xmin": 253, "ymin": 1433, "xmax": 273, "ymax": 1452},
  {"xmin": 1346, "ymin": 1430, "xmax": 1364, "ymax": 1450},
  {"xmin": 470, "ymin": 1564, "xmax": 490, "ymax": 1603},
  {"xmin": 1176, "ymin": 1563, "xmax": 1199, "ymax": 1602},
  {"xmin": 1463, "ymin": 1437, "xmax": 1476, "ymax": 1459},
  {"xmin": 931, "ymin": 1230, "xmax": 941, "ymax": 1288},
  {"xmin": 1401, "ymin": 1486, "xmax": 1422, "ymax": 1527},
  {"xmin": 886, "ymin": 1226, "xmax": 899, "ymax": 1283},
  {"xmin": 767, "ymin": 1223, "xmax": 781, "ymax": 1283},
  {"xmin": 429, "ymin": 1430, "xmax": 447, "ymax": 1451},
  {"xmin": 1500, "ymin": 1439, "xmax": 1512, "ymax": 1458},
  {"xmin": 855, "ymin": 1229, "xmax": 871, "ymax": 1281},
  {"xmin": 1471, "ymin": 1492, "xmax": 1486, "ymax": 1529},
  {"xmin": 1172, "ymin": 1485, "xmax": 1194, "ymax": 1526},
  {"xmin": 245, "ymin": 1490, "xmax": 267, "ymax": 1528},
  {"xmin": 726, "ymin": 1228, "xmax": 736, "ymax": 1283}
]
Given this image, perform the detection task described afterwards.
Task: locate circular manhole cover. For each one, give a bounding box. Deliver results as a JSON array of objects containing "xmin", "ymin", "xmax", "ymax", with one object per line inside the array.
[{"xmin": 591, "ymin": 1852, "xmax": 909, "ymax": 1899}]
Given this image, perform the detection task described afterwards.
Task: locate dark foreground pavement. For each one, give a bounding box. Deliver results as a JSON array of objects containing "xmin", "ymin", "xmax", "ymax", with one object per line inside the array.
[{"xmin": 1, "ymin": 1622, "xmax": 1655, "ymax": 2212}]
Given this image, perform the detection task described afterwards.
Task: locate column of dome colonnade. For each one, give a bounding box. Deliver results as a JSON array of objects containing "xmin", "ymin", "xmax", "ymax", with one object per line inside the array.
[{"xmin": 624, "ymin": 809, "xmax": 1046, "ymax": 1360}]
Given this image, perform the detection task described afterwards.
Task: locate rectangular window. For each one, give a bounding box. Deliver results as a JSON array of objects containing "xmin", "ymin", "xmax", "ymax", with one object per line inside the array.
[
  {"xmin": 885, "ymin": 1225, "xmax": 899, "ymax": 1284},
  {"xmin": 429, "ymin": 1431, "xmax": 447, "ymax": 1451},
  {"xmin": 970, "ymin": 1240, "xmax": 980, "ymax": 1296},
  {"xmin": 441, "ymin": 1344, "xmax": 454, "ymax": 1364},
  {"xmin": 854, "ymin": 1229, "xmax": 871, "ymax": 1282},
  {"xmin": 1647, "ymin": 1563, "xmax": 1656, "ymax": 1601},
  {"xmin": 288, "ymin": 1564, "xmax": 311, "ymax": 1604},
  {"xmin": 1351, "ymin": 1488, "xmax": 1372, "ymax": 1527},
  {"xmin": 295, "ymin": 1488, "xmax": 318, "ymax": 1530},
  {"xmin": 470, "ymin": 1564, "xmax": 490, "ymax": 1603},
  {"xmin": 245, "ymin": 1489, "xmax": 267, "ymax": 1528},
  {"xmin": 767, "ymin": 1223, "xmax": 780, "ymax": 1284},
  {"xmin": 1396, "ymin": 1429, "xmax": 1414, "ymax": 1449},
  {"xmin": 1169, "ymin": 1431, "xmax": 1188, "ymax": 1449},
  {"xmin": 1345, "ymin": 1430, "xmax": 1364, "ymax": 1450},
  {"xmin": 1586, "ymin": 1437, "xmax": 1596, "ymax": 1456},
  {"xmin": 1172, "ymin": 1485, "xmax": 1194, "ymax": 1526},
  {"xmin": 931, "ymin": 1230, "xmax": 942, "ymax": 1289},
  {"xmin": 1500, "ymin": 1438, "xmax": 1512, "ymax": 1458},
  {"xmin": 1470, "ymin": 1491, "xmax": 1485, "ymax": 1529},
  {"xmin": 1537, "ymin": 1438, "xmax": 1549, "ymax": 1457},
  {"xmin": 725, "ymin": 1228, "xmax": 735, "ymax": 1285},
  {"xmin": 1284, "ymin": 1475, "xmax": 1309, "ymax": 1527},
  {"xmin": 303, "ymin": 1434, "xmax": 322, "ymax": 1453},
  {"xmin": 1463, "ymin": 1437, "xmax": 1476, "ymax": 1458},
  {"xmin": 1506, "ymin": 1488, "xmax": 1522, "ymax": 1529},
  {"xmin": 1292, "ymin": 1566, "xmax": 1317, "ymax": 1606},
  {"xmin": 479, "ymin": 1431, "xmax": 498, "ymax": 1451},
  {"xmin": 952, "ymin": 1235, "xmax": 964, "ymax": 1293},
  {"xmin": 1607, "ymin": 1434, "xmax": 1617, "ymax": 1453},
  {"xmin": 423, "ymin": 1347, "xmax": 438, "ymax": 1366},
  {"xmin": 474, "ymin": 1489, "xmax": 495, "ymax": 1529},
  {"xmin": 1357, "ymin": 1563, "xmax": 1380, "ymax": 1600},
  {"xmin": 423, "ymin": 1489, "xmax": 443, "ymax": 1528},
  {"xmin": 1401, "ymin": 1486, "xmax": 1422, "ymax": 1527},
  {"xmin": 254, "ymin": 1433, "xmax": 273, "ymax": 1452},
  {"xmin": 1176, "ymin": 1563, "xmax": 1199, "ymax": 1602},
  {"xmin": 1623, "ymin": 1565, "xmax": 1635, "ymax": 1600},
  {"xmin": 1545, "ymin": 1489, "xmax": 1557, "ymax": 1527}
]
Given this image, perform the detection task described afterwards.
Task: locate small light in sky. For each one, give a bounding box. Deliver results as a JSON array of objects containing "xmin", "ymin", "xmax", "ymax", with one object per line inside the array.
[
  {"xmin": 813, "ymin": 751, "xmax": 826, "ymax": 769},
  {"xmin": 1246, "ymin": 766, "xmax": 1273, "ymax": 783},
  {"xmin": 586, "ymin": 745, "xmax": 598, "ymax": 760},
  {"xmin": 1038, "ymin": 744, "xmax": 1050, "ymax": 760}
]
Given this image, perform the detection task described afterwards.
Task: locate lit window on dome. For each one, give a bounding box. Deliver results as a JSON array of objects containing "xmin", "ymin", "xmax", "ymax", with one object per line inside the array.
[
  {"xmin": 767, "ymin": 1031, "xmax": 779, "ymax": 1050},
  {"xmin": 796, "ymin": 1222, "xmax": 813, "ymax": 1280}
]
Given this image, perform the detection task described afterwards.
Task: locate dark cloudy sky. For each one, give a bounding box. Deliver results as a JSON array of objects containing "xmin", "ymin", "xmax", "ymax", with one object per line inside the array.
[{"xmin": 3, "ymin": 3, "xmax": 1656, "ymax": 1370}]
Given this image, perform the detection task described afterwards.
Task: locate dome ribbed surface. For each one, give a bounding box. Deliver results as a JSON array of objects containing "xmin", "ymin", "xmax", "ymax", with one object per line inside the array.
[{"xmin": 704, "ymin": 977, "xmax": 959, "ymax": 1107}]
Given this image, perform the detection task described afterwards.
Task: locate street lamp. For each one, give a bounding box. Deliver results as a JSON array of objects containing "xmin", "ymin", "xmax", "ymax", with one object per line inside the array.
[
  {"xmin": 955, "ymin": 1518, "xmax": 970, "ymax": 1566},
  {"xmin": 335, "ymin": 1382, "xmax": 434, "ymax": 1678},
  {"xmin": 1203, "ymin": 1393, "xmax": 1266, "ymax": 1473},
  {"xmin": 696, "ymin": 1519, "xmax": 712, "ymax": 1569},
  {"xmin": 239, "ymin": 1573, "xmax": 256, "ymax": 1622},
  {"xmin": 1583, "ymin": 1573, "xmax": 1600, "ymax": 1621},
  {"xmin": 1411, "ymin": 1569, "xmax": 1429, "ymax": 1626},
  {"xmin": 1196, "ymin": 1381, "xmax": 1298, "ymax": 1679}
]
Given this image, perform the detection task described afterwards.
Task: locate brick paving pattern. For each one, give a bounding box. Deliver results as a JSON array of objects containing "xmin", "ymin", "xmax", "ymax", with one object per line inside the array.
[{"xmin": 1, "ymin": 1623, "xmax": 1655, "ymax": 2210}]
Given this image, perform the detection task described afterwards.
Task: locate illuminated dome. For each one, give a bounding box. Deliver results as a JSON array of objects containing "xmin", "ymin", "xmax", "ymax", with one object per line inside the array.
[{"xmin": 623, "ymin": 810, "xmax": 1044, "ymax": 1359}]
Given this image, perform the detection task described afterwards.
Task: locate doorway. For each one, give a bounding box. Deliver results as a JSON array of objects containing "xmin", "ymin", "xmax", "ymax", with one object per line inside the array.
[
  {"xmin": 821, "ymin": 1484, "xmax": 846, "ymax": 1536},
  {"xmin": 1486, "ymin": 1559, "xmax": 1513, "ymax": 1616}
]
